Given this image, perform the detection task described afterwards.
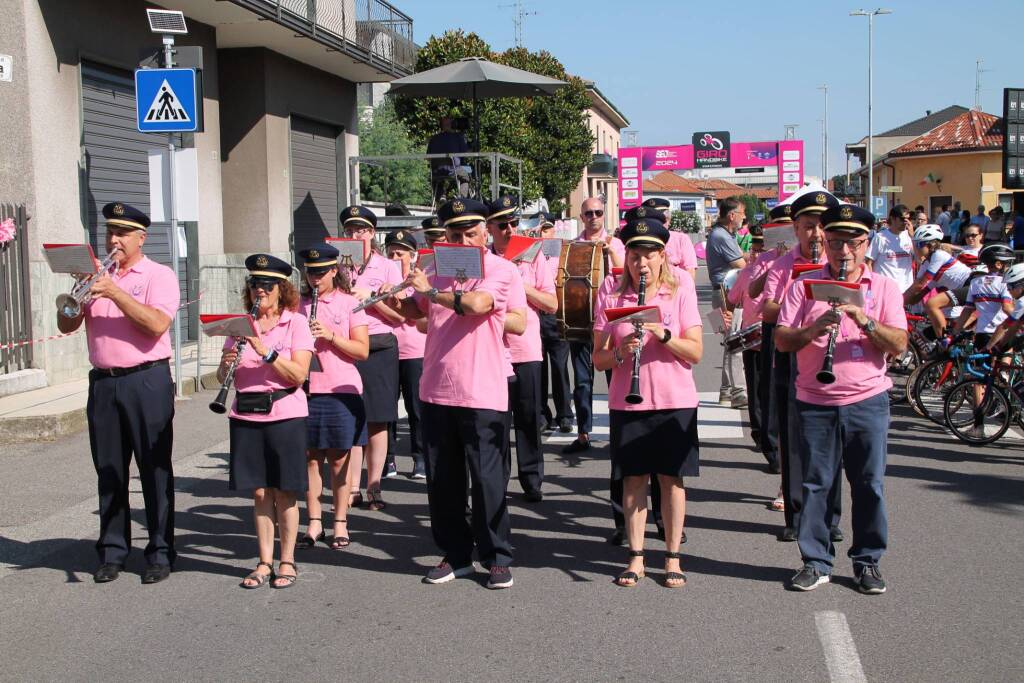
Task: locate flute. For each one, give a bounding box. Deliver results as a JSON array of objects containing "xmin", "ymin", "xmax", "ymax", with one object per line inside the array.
[
  {"xmin": 625, "ymin": 272, "xmax": 647, "ymax": 405},
  {"xmin": 816, "ymin": 259, "xmax": 848, "ymax": 385},
  {"xmin": 210, "ymin": 301, "xmax": 261, "ymax": 414},
  {"xmin": 352, "ymin": 282, "xmax": 408, "ymax": 313}
]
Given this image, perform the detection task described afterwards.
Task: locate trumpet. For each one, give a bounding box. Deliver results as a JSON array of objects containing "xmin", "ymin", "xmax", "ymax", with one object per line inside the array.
[
  {"xmin": 352, "ymin": 282, "xmax": 408, "ymax": 313},
  {"xmin": 816, "ymin": 259, "xmax": 848, "ymax": 385},
  {"xmin": 625, "ymin": 272, "xmax": 647, "ymax": 405},
  {"xmin": 55, "ymin": 249, "xmax": 120, "ymax": 318},
  {"xmin": 210, "ymin": 301, "xmax": 261, "ymax": 414}
]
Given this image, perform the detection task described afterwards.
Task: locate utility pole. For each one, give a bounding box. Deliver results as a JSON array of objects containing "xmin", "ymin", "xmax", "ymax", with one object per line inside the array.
[
  {"xmin": 498, "ymin": 0, "xmax": 537, "ymax": 48},
  {"xmin": 818, "ymin": 84, "xmax": 829, "ymax": 185},
  {"xmin": 850, "ymin": 8, "xmax": 892, "ymax": 213}
]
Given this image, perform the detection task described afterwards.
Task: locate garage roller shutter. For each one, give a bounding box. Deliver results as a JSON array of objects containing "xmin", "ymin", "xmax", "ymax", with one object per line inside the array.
[{"xmin": 291, "ymin": 115, "xmax": 340, "ymax": 258}]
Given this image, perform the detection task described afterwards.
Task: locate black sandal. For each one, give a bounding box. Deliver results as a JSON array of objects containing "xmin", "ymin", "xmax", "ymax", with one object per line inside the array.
[
  {"xmin": 272, "ymin": 561, "xmax": 298, "ymax": 589},
  {"xmin": 663, "ymin": 551, "xmax": 687, "ymax": 588},
  {"xmin": 330, "ymin": 519, "xmax": 350, "ymax": 550},
  {"xmin": 350, "ymin": 491, "xmax": 364, "ymax": 508},
  {"xmin": 366, "ymin": 488, "xmax": 386, "ymax": 512},
  {"xmin": 239, "ymin": 561, "xmax": 274, "ymax": 589},
  {"xmin": 298, "ymin": 518, "xmax": 325, "ymax": 549},
  {"xmin": 615, "ymin": 550, "xmax": 645, "ymax": 587}
]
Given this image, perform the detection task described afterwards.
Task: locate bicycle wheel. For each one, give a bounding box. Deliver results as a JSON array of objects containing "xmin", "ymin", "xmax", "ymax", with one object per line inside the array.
[
  {"xmin": 886, "ymin": 345, "xmax": 919, "ymax": 404},
  {"xmin": 904, "ymin": 363, "xmax": 929, "ymax": 417},
  {"xmin": 914, "ymin": 359, "xmax": 962, "ymax": 425},
  {"xmin": 943, "ymin": 380, "xmax": 1011, "ymax": 445}
]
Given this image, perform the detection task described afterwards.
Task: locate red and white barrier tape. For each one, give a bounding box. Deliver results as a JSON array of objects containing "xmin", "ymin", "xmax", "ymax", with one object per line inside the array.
[{"xmin": 0, "ymin": 291, "xmax": 205, "ymax": 351}]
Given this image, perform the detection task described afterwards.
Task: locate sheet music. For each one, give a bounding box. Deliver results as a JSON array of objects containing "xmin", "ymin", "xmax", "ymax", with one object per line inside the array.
[
  {"xmin": 42, "ymin": 244, "xmax": 98, "ymax": 274},
  {"xmin": 505, "ymin": 235, "xmax": 543, "ymax": 263},
  {"xmin": 604, "ymin": 306, "xmax": 661, "ymax": 326},
  {"xmin": 327, "ymin": 237, "xmax": 366, "ymax": 269},
  {"xmin": 541, "ymin": 238, "xmax": 564, "ymax": 259},
  {"xmin": 803, "ymin": 280, "xmax": 865, "ymax": 307},
  {"xmin": 416, "ymin": 249, "xmax": 435, "ymax": 273},
  {"xmin": 200, "ymin": 314, "xmax": 258, "ymax": 338},
  {"xmin": 433, "ymin": 244, "xmax": 484, "ymax": 280},
  {"xmin": 762, "ymin": 224, "xmax": 792, "ymax": 250}
]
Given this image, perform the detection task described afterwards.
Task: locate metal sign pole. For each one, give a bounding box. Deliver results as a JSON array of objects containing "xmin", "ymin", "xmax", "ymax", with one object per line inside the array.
[{"xmin": 164, "ymin": 38, "xmax": 184, "ymax": 398}]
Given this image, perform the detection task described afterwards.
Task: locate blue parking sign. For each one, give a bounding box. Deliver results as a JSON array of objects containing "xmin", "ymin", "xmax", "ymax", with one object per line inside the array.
[{"xmin": 135, "ymin": 68, "xmax": 199, "ymax": 132}]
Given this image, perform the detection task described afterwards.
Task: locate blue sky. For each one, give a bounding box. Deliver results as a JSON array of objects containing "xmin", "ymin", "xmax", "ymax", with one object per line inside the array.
[{"xmin": 400, "ymin": 0, "xmax": 1019, "ymax": 180}]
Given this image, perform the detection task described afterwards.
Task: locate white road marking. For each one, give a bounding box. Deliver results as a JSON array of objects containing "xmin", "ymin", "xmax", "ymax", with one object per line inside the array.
[{"xmin": 815, "ymin": 611, "xmax": 868, "ymax": 683}]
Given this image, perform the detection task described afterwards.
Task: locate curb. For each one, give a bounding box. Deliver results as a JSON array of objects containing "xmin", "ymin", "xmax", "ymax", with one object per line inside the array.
[{"xmin": 0, "ymin": 371, "xmax": 220, "ymax": 444}]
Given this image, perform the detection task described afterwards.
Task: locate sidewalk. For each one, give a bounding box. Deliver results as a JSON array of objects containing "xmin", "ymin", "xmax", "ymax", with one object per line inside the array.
[{"xmin": 0, "ymin": 351, "xmax": 219, "ymax": 443}]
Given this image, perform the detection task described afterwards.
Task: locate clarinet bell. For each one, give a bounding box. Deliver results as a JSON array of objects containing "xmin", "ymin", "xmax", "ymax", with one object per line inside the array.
[{"xmin": 815, "ymin": 369, "xmax": 836, "ymax": 385}]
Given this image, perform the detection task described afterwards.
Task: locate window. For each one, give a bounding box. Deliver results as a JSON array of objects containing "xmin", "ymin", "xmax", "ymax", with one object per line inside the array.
[{"xmin": 999, "ymin": 193, "xmax": 1013, "ymax": 213}]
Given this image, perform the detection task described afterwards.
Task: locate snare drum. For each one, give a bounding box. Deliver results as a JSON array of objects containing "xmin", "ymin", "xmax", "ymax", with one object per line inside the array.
[
  {"xmin": 724, "ymin": 323, "xmax": 763, "ymax": 354},
  {"xmin": 555, "ymin": 241, "xmax": 605, "ymax": 343}
]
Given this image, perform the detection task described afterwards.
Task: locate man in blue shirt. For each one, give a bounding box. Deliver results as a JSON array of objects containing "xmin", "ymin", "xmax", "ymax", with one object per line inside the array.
[{"xmin": 706, "ymin": 197, "xmax": 748, "ymax": 406}]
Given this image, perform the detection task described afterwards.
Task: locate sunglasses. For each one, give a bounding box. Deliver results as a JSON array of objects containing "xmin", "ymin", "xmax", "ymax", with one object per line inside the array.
[
  {"xmin": 964, "ymin": 233, "xmax": 981, "ymax": 238},
  {"xmin": 582, "ymin": 210, "xmax": 604, "ymax": 218},
  {"xmin": 247, "ymin": 278, "xmax": 280, "ymax": 290},
  {"xmin": 496, "ymin": 219, "xmax": 520, "ymax": 229}
]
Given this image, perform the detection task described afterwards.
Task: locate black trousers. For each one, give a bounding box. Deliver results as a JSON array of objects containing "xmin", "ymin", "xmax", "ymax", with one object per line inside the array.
[
  {"xmin": 759, "ymin": 323, "xmax": 779, "ymax": 467},
  {"xmin": 509, "ymin": 361, "xmax": 544, "ymax": 493},
  {"xmin": 539, "ymin": 313, "xmax": 572, "ymax": 423},
  {"xmin": 773, "ymin": 349, "xmax": 841, "ymax": 532},
  {"xmin": 87, "ymin": 362, "xmax": 176, "ymax": 566},
  {"xmin": 421, "ymin": 401, "xmax": 513, "ymax": 567},
  {"xmin": 398, "ymin": 357, "xmax": 424, "ymax": 461},
  {"xmin": 742, "ymin": 348, "xmax": 763, "ymax": 447}
]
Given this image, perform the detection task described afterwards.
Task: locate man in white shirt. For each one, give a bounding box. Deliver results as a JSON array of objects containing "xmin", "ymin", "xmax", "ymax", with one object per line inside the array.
[{"xmin": 866, "ymin": 204, "xmax": 915, "ymax": 292}]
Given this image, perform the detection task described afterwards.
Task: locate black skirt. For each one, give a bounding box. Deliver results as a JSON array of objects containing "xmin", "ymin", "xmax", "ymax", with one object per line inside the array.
[
  {"xmin": 307, "ymin": 393, "xmax": 368, "ymax": 450},
  {"xmin": 229, "ymin": 417, "xmax": 309, "ymax": 493},
  {"xmin": 355, "ymin": 335, "xmax": 399, "ymax": 422},
  {"xmin": 610, "ymin": 407, "xmax": 700, "ymax": 479}
]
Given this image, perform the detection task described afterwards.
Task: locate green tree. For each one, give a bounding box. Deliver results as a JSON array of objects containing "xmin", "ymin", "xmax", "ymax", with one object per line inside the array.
[
  {"xmin": 392, "ymin": 30, "xmax": 593, "ymax": 212},
  {"xmin": 671, "ymin": 211, "xmax": 703, "ymax": 233},
  {"xmin": 358, "ymin": 99, "xmax": 431, "ymax": 206},
  {"xmin": 736, "ymin": 194, "xmax": 766, "ymax": 223}
]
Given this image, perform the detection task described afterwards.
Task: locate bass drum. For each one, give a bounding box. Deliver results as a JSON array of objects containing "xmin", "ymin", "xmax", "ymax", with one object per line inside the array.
[{"xmin": 555, "ymin": 241, "xmax": 605, "ymax": 343}]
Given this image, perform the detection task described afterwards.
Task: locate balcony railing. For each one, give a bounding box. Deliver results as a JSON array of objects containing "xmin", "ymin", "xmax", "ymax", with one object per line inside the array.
[{"xmin": 229, "ymin": 0, "xmax": 416, "ymax": 76}]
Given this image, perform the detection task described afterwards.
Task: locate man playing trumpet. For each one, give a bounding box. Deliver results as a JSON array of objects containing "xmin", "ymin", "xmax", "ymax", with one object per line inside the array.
[{"xmin": 57, "ymin": 202, "xmax": 180, "ymax": 585}]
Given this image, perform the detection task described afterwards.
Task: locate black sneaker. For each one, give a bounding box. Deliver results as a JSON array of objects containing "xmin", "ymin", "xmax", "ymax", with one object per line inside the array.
[
  {"xmin": 830, "ymin": 526, "xmax": 844, "ymax": 543},
  {"xmin": 790, "ymin": 565, "xmax": 830, "ymax": 591},
  {"xmin": 410, "ymin": 461, "xmax": 427, "ymax": 480},
  {"xmin": 778, "ymin": 527, "xmax": 798, "ymax": 542},
  {"xmin": 423, "ymin": 560, "xmax": 474, "ymax": 584},
  {"xmin": 558, "ymin": 417, "xmax": 573, "ymax": 433},
  {"xmin": 486, "ymin": 565, "xmax": 514, "ymax": 589},
  {"xmin": 562, "ymin": 437, "xmax": 591, "ymax": 454},
  {"xmin": 522, "ymin": 489, "xmax": 543, "ymax": 503},
  {"xmin": 542, "ymin": 419, "xmax": 556, "ymax": 433},
  {"xmin": 93, "ymin": 563, "xmax": 123, "ymax": 583},
  {"xmin": 383, "ymin": 460, "xmax": 398, "ymax": 479},
  {"xmin": 855, "ymin": 565, "xmax": 886, "ymax": 594}
]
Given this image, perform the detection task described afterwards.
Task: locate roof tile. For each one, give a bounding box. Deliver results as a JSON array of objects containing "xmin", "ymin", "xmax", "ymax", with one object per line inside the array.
[{"xmin": 891, "ymin": 110, "xmax": 1003, "ymax": 156}]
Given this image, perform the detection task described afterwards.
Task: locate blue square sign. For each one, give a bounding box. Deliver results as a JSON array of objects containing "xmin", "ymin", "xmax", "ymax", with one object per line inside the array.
[{"xmin": 135, "ymin": 68, "xmax": 199, "ymax": 133}]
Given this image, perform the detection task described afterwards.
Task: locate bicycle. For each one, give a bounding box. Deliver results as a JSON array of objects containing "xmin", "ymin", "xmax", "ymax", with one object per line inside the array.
[
  {"xmin": 909, "ymin": 334, "xmax": 974, "ymax": 424},
  {"xmin": 942, "ymin": 351, "xmax": 1023, "ymax": 445}
]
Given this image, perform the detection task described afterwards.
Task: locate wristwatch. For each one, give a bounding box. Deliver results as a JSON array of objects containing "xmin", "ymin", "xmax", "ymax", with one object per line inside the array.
[
  {"xmin": 659, "ymin": 328, "xmax": 672, "ymax": 344},
  {"xmin": 860, "ymin": 318, "xmax": 877, "ymax": 334},
  {"xmin": 425, "ymin": 287, "xmax": 439, "ymax": 302},
  {"xmin": 453, "ymin": 289, "xmax": 465, "ymax": 316},
  {"xmin": 262, "ymin": 349, "xmax": 279, "ymax": 364}
]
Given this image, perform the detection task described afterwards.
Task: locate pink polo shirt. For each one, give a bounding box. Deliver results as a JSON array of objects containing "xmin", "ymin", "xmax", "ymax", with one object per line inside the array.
[
  {"xmin": 354, "ymin": 253, "xmax": 403, "ymax": 335},
  {"xmin": 729, "ymin": 251, "xmax": 777, "ymax": 328},
  {"xmin": 84, "ymin": 256, "xmax": 179, "ymax": 370},
  {"xmin": 666, "ymin": 231, "xmax": 698, "ymax": 272},
  {"xmin": 594, "ymin": 268, "xmax": 703, "ymax": 411},
  {"xmin": 777, "ymin": 266, "xmax": 907, "ymax": 406},
  {"xmin": 417, "ymin": 251, "xmax": 521, "ymax": 411},
  {"xmin": 577, "ymin": 228, "xmax": 625, "ymax": 263},
  {"xmin": 225, "ymin": 309, "xmax": 316, "ymax": 422},
  {"xmin": 299, "ymin": 290, "xmax": 368, "ymax": 395},
  {"xmin": 764, "ymin": 244, "xmax": 827, "ymax": 305},
  {"xmin": 394, "ymin": 317, "xmax": 426, "ymax": 360},
  {"xmin": 504, "ymin": 253, "xmax": 555, "ymax": 364}
]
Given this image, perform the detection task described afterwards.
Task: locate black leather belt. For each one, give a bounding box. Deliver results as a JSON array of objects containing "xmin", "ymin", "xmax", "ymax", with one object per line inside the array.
[{"xmin": 92, "ymin": 358, "xmax": 169, "ymax": 378}]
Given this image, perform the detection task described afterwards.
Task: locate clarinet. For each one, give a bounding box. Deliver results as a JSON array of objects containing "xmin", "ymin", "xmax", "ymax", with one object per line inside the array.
[
  {"xmin": 308, "ymin": 287, "xmax": 323, "ymax": 373},
  {"xmin": 816, "ymin": 259, "xmax": 848, "ymax": 385},
  {"xmin": 209, "ymin": 301, "xmax": 261, "ymax": 414},
  {"xmin": 625, "ymin": 273, "xmax": 647, "ymax": 405}
]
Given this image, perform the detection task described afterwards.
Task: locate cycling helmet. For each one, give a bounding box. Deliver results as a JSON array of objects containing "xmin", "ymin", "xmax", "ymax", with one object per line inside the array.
[
  {"xmin": 912, "ymin": 224, "xmax": 943, "ymax": 245},
  {"xmin": 979, "ymin": 243, "xmax": 1015, "ymax": 267},
  {"xmin": 1003, "ymin": 263, "xmax": 1024, "ymax": 287}
]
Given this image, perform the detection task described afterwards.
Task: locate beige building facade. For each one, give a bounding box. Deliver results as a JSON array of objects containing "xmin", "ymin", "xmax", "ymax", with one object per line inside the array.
[{"xmin": 568, "ymin": 82, "xmax": 629, "ymax": 229}]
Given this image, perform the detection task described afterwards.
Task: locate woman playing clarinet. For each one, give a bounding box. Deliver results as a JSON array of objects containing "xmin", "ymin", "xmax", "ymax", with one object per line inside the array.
[{"xmin": 592, "ymin": 213, "xmax": 703, "ymax": 589}]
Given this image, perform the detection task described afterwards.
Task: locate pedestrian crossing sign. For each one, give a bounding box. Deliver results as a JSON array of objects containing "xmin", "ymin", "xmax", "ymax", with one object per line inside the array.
[{"xmin": 135, "ymin": 68, "xmax": 200, "ymax": 133}]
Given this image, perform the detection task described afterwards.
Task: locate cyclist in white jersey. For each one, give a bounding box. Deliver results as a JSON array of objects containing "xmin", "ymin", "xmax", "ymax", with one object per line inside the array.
[
  {"xmin": 904, "ymin": 225, "xmax": 971, "ymax": 306},
  {"xmin": 953, "ymin": 245, "xmax": 1016, "ymax": 347},
  {"xmin": 985, "ymin": 264, "xmax": 1024, "ymax": 352}
]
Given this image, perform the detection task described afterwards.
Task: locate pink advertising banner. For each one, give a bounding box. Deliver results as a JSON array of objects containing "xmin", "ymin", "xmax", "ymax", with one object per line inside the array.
[
  {"xmin": 617, "ymin": 147, "xmax": 643, "ymax": 210},
  {"xmin": 776, "ymin": 140, "xmax": 805, "ymax": 201},
  {"xmin": 640, "ymin": 145, "xmax": 695, "ymax": 171},
  {"xmin": 729, "ymin": 141, "xmax": 779, "ymax": 168}
]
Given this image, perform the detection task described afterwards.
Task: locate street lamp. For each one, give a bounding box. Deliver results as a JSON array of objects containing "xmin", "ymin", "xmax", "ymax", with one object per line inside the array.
[
  {"xmin": 850, "ymin": 8, "xmax": 892, "ymax": 212},
  {"xmin": 817, "ymin": 84, "xmax": 829, "ymax": 186}
]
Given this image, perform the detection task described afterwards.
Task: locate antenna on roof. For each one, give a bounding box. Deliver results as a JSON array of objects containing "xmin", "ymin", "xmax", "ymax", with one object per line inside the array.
[
  {"xmin": 498, "ymin": 0, "xmax": 537, "ymax": 48},
  {"xmin": 974, "ymin": 59, "xmax": 991, "ymax": 111}
]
